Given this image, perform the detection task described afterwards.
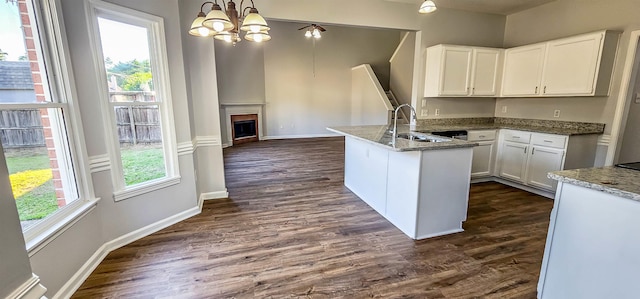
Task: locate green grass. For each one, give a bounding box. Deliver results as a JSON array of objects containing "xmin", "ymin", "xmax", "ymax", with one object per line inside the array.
[
  {"xmin": 120, "ymin": 146, "xmax": 166, "ymax": 186},
  {"xmin": 5, "ymin": 145, "xmax": 165, "ymax": 221},
  {"xmin": 5, "ymin": 148, "xmax": 57, "ymax": 221},
  {"xmin": 14, "ymin": 180, "xmax": 58, "ymax": 221}
]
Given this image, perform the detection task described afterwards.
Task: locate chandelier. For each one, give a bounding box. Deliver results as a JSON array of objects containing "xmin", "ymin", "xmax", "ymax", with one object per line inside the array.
[{"xmin": 188, "ymin": 0, "xmax": 271, "ymax": 44}]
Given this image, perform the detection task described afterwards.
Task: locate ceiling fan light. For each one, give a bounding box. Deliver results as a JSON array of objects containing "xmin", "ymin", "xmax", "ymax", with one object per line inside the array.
[
  {"xmin": 419, "ymin": 0, "xmax": 437, "ymax": 13},
  {"xmin": 203, "ymin": 5, "xmax": 234, "ymax": 32},
  {"xmin": 305, "ymin": 30, "xmax": 312, "ymax": 38},
  {"xmin": 312, "ymin": 28, "xmax": 321, "ymax": 39}
]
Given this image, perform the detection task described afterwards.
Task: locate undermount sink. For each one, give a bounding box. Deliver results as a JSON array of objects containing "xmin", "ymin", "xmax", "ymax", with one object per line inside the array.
[{"xmin": 396, "ymin": 133, "xmax": 449, "ymax": 143}]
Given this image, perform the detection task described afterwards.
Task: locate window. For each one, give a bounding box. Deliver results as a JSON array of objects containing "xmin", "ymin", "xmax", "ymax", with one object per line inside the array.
[
  {"xmin": 0, "ymin": 0, "xmax": 85, "ymax": 236},
  {"xmin": 87, "ymin": 1, "xmax": 179, "ymax": 201}
]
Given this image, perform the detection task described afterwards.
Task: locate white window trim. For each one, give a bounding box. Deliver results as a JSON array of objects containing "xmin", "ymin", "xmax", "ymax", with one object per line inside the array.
[
  {"xmin": 10, "ymin": 0, "xmax": 99, "ymax": 246},
  {"xmin": 84, "ymin": 0, "xmax": 180, "ymax": 201}
]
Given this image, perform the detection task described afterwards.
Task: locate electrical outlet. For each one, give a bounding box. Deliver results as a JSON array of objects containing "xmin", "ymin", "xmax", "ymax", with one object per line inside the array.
[
  {"xmin": 635, "ymin": 92, "xmax": 640, "ymax": 104},
  {"xmin": 501, "ymin": 106, "xmax": 507, "ymax": 113},
  {"xmin": 421, "ymin": 109, "xmax": 428, "ymax": 116},
  {"xmin": 421, "ymin": 99, "xmax": 427, "ymax": 107},
  {"xmin": 554, "ymin": 110, "xmax": 561, "ymax": 118},
  {"xmin": 434, "ymin": 108, "xmax": 440, "ymax": 116}
]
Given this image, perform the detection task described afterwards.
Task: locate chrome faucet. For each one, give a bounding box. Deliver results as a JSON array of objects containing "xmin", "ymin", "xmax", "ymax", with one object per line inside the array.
[{"xmin": 392, "ymin": 104, "xmax": 417, "ymax": 147}]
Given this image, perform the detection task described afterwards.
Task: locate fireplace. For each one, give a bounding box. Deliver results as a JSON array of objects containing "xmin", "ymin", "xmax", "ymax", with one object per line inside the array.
[{"xmin": 231, "ymin": 114, "xmax": 259, "ymax": 145}]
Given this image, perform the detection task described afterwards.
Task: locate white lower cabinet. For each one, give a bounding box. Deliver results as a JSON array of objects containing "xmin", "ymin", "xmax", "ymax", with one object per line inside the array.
[
  {"xmin": 468, "ymin": 130, "xmax": 496, "ymax": 178},
  {"xmin": 526, "ymin": 146, "xmax": 564, "ymax": 190},
  {"xmin": 498, "ymin": 141, "xmax": 529, "ymax": 182},
  {"xmin": 497, "ymin": 130, "xmax": 567, "ymax": 192}
]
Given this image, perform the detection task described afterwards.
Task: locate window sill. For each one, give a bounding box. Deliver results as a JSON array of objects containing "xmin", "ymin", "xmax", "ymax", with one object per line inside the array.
[
  {"xmin": 113, "ymin": 176, "xmax": 181, "ymax": 202},
  {"xmin": 26, "ymin": 198, "xmax": 100, "ymax": 256}
]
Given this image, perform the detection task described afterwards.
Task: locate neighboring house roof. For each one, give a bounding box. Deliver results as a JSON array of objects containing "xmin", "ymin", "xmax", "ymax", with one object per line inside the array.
[{"xmin": 0, "ymin": 61, "xmax": 34, "ymax": 90}]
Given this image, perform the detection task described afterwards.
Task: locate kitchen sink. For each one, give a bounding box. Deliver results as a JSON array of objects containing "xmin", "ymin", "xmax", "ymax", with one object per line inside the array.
[{"xmin": 396, "ymin": 133, "xmax": 449, "ymax": 143}]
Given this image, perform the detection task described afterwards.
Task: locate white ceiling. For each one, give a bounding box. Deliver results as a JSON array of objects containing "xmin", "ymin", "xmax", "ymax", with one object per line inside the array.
[{"xmin": 386, "ymin": 0, "xmax": 557, "ymax": 15}]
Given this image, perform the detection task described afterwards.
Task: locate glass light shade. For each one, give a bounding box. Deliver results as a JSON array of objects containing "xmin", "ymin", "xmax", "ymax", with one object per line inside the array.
[
  {"xmin": 214, "ymin": 31, "xmax": 241, "ymax": 43},
  {"xmin": 203, "ymin": 9, "xmax": 234, "ymax": 32},
  {"xmin": 312, "ymin": 28, "xmax": 321, "ymax": 39},
  {"xmin": 419, "ymin": 0, "xmax": 437, "ymax": 13},
  {"xmin": 240, "ymin": 13, "xmax": 270, "ymax": 32},
  {"xmin": 245, "ymin": 30, "xmax": 271, "ymax": 42},
  {"xmin": 305, "ymin": 30, "xmax": 312, "ymax": 38},
  {"xmin": 188, "ymin": 15, "xmax": 214, "ymax": 37}
]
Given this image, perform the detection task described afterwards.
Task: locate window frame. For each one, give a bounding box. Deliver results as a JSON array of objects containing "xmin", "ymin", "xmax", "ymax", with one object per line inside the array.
[
  {"xmin": 0, "ymin": 0, "xmax": 98, "ymax": 250},
  {"xmin": 85, "ymin": 0, "xmax": 180, "ymax": 202}
]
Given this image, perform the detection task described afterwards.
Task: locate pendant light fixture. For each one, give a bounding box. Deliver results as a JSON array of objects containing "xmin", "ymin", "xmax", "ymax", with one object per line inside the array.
[
  {"xmin": 189, "ymin": 0, "xmax": 271, "ymax": 45},
  {"xmin": 419, "ymin": 0, "xmax": 437, "ymax": 13}
]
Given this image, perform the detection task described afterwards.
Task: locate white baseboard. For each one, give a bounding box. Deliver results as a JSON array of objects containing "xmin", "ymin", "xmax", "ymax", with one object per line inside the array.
[
  {"xmin": 52, "ymin": 205, "xmax": 201, "ymax": 299},
  {"xmin": 7, "ymin": 274, "xmax": 47, "ymax": 299},
  {"xmin": 262, "ymin": 133, "xmax": 340, "ymax": 140},
  {"xmin": 200, "ymin": 190, "xmax": 229, "ymax": 200}
]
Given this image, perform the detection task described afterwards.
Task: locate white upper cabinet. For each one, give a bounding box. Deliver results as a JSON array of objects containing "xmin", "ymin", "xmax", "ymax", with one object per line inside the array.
[
  {"xmin": 424, "ymin": 45, "xmax": 501, "ymax": 97},
  {"xmin": 501, "ymin": 43, "xmax": 546, "ymax": 96},
  {"xmin": 542, "ymin": 33, "xmax": 604, "ymax": 96},
  {"xmin": 471, "ymin": 49, "xmax": 502, "ymax": 96},
  {"xmin": 501, "ymin": 30, "xmax": 619, "ymax": 97}
]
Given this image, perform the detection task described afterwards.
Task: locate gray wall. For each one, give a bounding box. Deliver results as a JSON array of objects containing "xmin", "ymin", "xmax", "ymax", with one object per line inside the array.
[
  {"xmin": 216, "ymin": 21, "xmax": 400, "ymax": 141},
  {"xmin": 419, "ymin": 8, "xmax": 506, "ymax": 119},
  {"xmin": 390, "ymin": 32, "xmax": 416, "ymax": 107},
  {"xmin": 263, "ymin": 21, "xmax": 399, "ymax": 137},
  {"xmin": 617, "ymin": 38, "xmax": 640, "ymax": 163},
  {"xmin": 0, "ymin": 142, "xmax": 33, "ymax": 299}
]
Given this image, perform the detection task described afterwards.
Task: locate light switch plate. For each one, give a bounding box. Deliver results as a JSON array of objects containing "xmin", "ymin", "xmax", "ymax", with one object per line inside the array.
[{"xmin": 501, "ymin": 106, "xmax": 507, "ymax": 113}]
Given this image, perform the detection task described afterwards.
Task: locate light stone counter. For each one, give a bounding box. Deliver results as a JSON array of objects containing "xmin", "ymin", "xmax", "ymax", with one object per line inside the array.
[
  {"xmin": 414, "ymin": 117, "xmax": 605, "ymax": 136},
  {"xmin": 548, "ymin": 167, "xmax": 640, "ymax": 202},
  {"xmin": 327, "ymin": 125, "xmax": 477, "ymax": 152}
]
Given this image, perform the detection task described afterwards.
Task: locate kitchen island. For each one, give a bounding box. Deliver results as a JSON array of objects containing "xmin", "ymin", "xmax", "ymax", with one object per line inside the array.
[
  {"xmin": 538, "ymin": 167, "xmax": 640, "ymax": 299},
  {"xmin": 327, "ymin": 125, "xmax": 477, "ymax": 239}
]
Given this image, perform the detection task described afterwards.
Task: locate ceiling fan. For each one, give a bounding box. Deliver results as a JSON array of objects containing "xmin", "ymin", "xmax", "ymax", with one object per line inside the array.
[{"xmin": 298, "ymin": 24, "xmax": 326, "ymax": 39}]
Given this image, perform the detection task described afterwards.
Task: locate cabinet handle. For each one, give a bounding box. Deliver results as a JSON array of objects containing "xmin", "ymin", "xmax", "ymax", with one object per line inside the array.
[
  {"xmin": 543, "ymin": 140, "xmax": 553, "ymax": 143},
  {"xmin": 513, "ymin": 136, "xmax": 520, "ymax": 139},
  {"xmin": 479, "ymin": 135, "xmax": 485, "ymax": 138},
  {"xmin": 524, "ymin": 147, "xmax": 527, "ymax": 154},
  {"xmin": 532, "ymin": 148, "xmax": 536, "ymax": 154},
  {"xmin": 535, "ymin": 86, "xmax": 538, "ymax": 94},
  {"xmin": 544, "ymin": 86, "xmax": 547, "ymax": 94}
]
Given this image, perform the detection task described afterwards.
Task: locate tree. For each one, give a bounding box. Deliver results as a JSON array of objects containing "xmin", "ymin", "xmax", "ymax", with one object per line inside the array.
[{"xmin": 106, "ymin": 59, "xmax": 153, "ymax": 91}]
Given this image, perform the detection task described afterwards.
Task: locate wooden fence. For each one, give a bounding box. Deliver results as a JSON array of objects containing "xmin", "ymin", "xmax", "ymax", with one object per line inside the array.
[
  {"xmin": 115, "ymin": 106, "xmax": 161, "ymax": 144},
  {"xmin": 0, "ymin": 109, "xmax": 45, "ymax": 148},
  {"xmin": 0, "ymin": 107, "xmax": 161, "ymax": 148}
]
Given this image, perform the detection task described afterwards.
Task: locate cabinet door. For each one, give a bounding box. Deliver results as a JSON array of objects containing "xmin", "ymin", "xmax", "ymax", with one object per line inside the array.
[
  {"xmin": 470, "ymin": 49, "xmax": 501, "ymax": 96},
  {"xmin": 502, "ymin": 44, "xmax": 546, "ymax": 96},
  {"xmin": 498, "ymin": 141, "xmax": 528, "ymax": 182},
  {"xmin": 526, "ymin": 146, "xmax": 565, "ymax": 191},
  {"xmin": 438, "ymin": 47, "xmax": 472, "ymax": 96},
  {"xmin": 541, "ymin": 33, "xmax": 603, "ymax": 96},
  {"xmin": 471, "ymin": 141, "xmax": 494, "ymax": 178}
]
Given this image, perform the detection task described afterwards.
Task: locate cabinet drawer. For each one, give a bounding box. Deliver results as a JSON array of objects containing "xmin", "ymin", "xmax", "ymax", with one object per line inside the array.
[
  {"xmin": 502, "ymin": 130, "xmax": 531, "ymax": 144},
  {"xmin": 531, "ymin": 134, "xmax": 567, "ymax": 149},
  {"xmin": 468, "ymin": 130, "xmax": 496, "ymax": 141}
]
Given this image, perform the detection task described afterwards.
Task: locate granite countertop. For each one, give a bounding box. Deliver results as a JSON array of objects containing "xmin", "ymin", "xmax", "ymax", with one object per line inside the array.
[
  {"xmin": 327, "ymin": 125, "xmax": 477, "ymax": 152},
  {"xmin": 549, "ymin": 167, "xmax": 640, "ymax": 202},
  {"xmin": 413, "ymin": 117, "xmax": 605, "ymax": 136}
]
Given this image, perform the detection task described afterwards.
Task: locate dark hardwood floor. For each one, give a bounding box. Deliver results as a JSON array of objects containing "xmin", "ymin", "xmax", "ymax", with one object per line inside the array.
[{"xmin": 72, "ymin": 137, "xmax": 553, "ymax": 298}]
